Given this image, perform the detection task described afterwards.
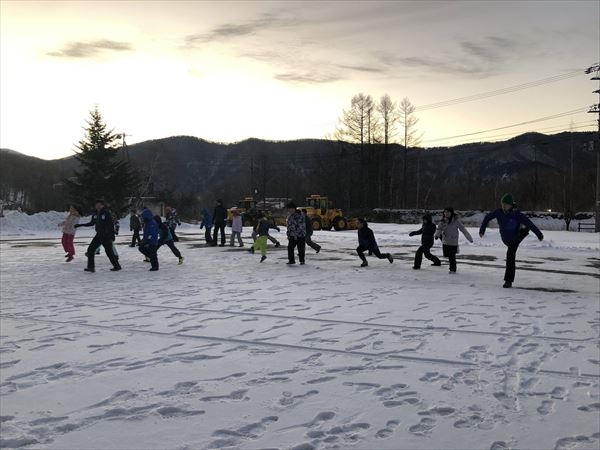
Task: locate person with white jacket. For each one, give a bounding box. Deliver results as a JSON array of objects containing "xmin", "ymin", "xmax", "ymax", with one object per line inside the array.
[
  {"xmin": 58, "ymin": 205, "xmax": 81, "ymax": 262},
  {"xmin": 434, "ymin": 207, "xmax": 473, "ymax": 274},
  {"xmin": 229, "ymin": 209, "xmax": 244, "ymax": 247}
]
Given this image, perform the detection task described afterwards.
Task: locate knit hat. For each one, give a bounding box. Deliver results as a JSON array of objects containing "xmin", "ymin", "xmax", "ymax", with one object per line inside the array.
[{"xmin": 501, "ymin": 193, "xmax": 514, "ymax": 205}]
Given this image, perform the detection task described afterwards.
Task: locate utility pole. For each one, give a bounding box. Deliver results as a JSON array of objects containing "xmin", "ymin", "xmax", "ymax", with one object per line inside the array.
[
  {"xmin": 585, "ymin": 63, "xmax": 600, "ymax": 232},
  {"xmin": 116, "ymin": 132, "xmax": 131, "ymax": 162}
]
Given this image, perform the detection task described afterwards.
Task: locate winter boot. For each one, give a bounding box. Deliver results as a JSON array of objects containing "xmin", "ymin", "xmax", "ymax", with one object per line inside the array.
[
  {"xmin": 387, "ymin": 254, "xmax": 394, "ymax": 263},
  {"xmin": 360, "ymin": 261, "xmax": 368, "ymax": 267},
  {"xmin": 503, "ymin": 281, "xmax": 512, "ymax": 288},
  {"xmin": 260, "ymin": 256, "xmax": 266, "ymax": 263},
  {"xmin": 275, "ymin": 242, "xmax": 281, "ymax": 248},
  {"xmin": 84, "ymin": 267, "xmax": 95, "ymax": 273},
  {"xmin": 66, "ymin": 256, "xmax": 74, "ymax": 262},
  {"xmin": 178, "ymin": 257, "xmax": 184, "ymax": 265}
]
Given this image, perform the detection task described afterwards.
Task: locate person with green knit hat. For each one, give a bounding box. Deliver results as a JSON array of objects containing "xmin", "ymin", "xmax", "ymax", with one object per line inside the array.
[{"xmin": 479, "ymin": 193, "xmax": 544, "ymax": 288}]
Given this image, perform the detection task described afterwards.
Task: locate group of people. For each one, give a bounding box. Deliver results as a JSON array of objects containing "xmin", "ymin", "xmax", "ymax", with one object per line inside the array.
[{"xmin": 58, "ymin": 193, "xmax": 543, "ymax": 287}]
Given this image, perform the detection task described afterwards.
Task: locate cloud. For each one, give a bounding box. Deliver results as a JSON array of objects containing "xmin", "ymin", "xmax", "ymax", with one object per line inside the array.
[
  {"xmin": 274, "ymin": 72, "xmax": 343, "ymax": 84},
  {"xmin": 47, "ymin": 40, "xmax": 132, "ymax": 58},
  {"xmin": 377, "ymin": 35, "xmax": 522, "ymax": 78},
  {"xmin": 186, "ymin": 13, "xmax": 287, "ymax": 44}
]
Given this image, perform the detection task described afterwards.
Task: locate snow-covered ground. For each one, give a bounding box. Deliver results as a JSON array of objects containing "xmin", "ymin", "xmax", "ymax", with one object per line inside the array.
[{"xmin": 1, "ymin": 211, "xmax": 599, "ymax": 450}]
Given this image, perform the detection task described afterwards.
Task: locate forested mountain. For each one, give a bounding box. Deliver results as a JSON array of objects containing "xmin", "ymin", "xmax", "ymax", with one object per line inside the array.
[{"xmin": 1, "ymin": 131, "xmax": 597, "ymax": 218}]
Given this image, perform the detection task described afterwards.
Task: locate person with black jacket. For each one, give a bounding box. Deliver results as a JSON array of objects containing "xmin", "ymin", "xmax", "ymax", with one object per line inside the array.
[
  {"xmin": 76, "ymin": 199, "xmax": 121, "ymax": 272},
  {"xmin": 479, "ymin": 193, "xmax": 544, "ymax": 288},
  {"xmin": 129, "ymin": 209, "xmax": 142, "ymax": 247},
  {"xmin": 212, "ymin": 199, "xmax": 227, "ymax": 246},
  {"xmin": 409, "ymin": 213, "xmax": 441, "ymax": 269},
  {"xmin": 356, "ymin": 218, "xmax": 393, "ymax": 267},
  {"xmin": 302, "ymin": 209, "xmax": 321, "ymax": 253}
]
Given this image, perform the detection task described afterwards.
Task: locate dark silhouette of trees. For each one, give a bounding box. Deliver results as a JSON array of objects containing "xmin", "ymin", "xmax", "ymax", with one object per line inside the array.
[{"xmin": 64, "ymin": 107, "xmax": 140, "ymax": 217}]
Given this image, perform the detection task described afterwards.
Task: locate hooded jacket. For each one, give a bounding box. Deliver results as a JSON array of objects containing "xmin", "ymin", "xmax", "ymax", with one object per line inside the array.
[
  {"xmin": 200, "ymin": 208, "xmax": 213, "ymax": 229},
  {"xmin": 409, "ymin": 216, "xmax": 436, "ymax": 247},
  {"xmin": 286, "ymin": 210, "xmax": 306, "ymax": 238},
  {"xmin": 141, "ymin": 209, "xmax": 159, "ymax": 246},
  {"xmin": 357, "ymin": 222, "xmax": 378, "ymax": 249},
  {"xmin": 435, "ymin": 214, "xmax": 473, "ymax": 246},
  {"xmin": 479, "ymin": 208, "xmax": 543, "ymax": 245},
  {"xmin": 78, "ymin": 207, "xmax": 115, "ymax": 241}
]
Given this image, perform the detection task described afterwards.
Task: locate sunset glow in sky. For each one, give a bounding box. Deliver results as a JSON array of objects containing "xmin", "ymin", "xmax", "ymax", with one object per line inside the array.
[{"xmin": 1, "ymin": 0, "xmax": 598, "ymax": 160}]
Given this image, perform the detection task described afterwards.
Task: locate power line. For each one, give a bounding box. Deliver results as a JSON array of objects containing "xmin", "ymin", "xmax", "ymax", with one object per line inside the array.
[
  {"xmin": 415, "ymin": 69, "xmax": 585, "ymax": 111},
  {"xmin": 445, "ymin": 121, "xmax": 596, "ymax": 147},
  {"xmin": 422, "ymin": 107, "xmax": 589, "ymax": 144}
]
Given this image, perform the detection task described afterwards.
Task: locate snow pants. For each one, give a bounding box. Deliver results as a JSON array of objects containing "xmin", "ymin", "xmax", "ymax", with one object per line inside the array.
[
  {"xmin": 442, "ymin": 244, "xmax": 458, "ymax": 272},
  {"xmin": 213, "ymin": 223, "xmax": 226, "ymax": 245},
  {"xmin": 87, "ymin": 236, "xmax": 120, "ymax": 269},
  {"xmin": 158, "ymin": 240, "xmax": 182, "ymax": 259},
  {"xmin": 504, "ymin": 228, "xmax": 530, "ymax": 283},
  {"xmin": 131, "ymin": 229, "xmax": 141, "ymax": 246},
  {"xmin": 306, "ymin": 235, "xmax": 321, "ymax": 252},
  {"xmin": 357, "ymin": 245, "xmax": 390, "ymax": 263},
  {"xmin": 62, "ymin": 233, "xmax": 75, "ymax": 257},
  {"xmin": 230, "ymin": 231, "xmax": 243, "ymax": 246},
  {"xmin": 288, "ymin": 237, "xmax": 306, "ymax": 264},
  {"xmin": 414, "ymin": 245, "xmax": 440, "ymax": 268},
  {"xmin": 253, "ymin": 235, "xmax": 268, "ymax": 257},
  {"xmin": 139, "ymin": 243, "xmax": 159, "ymax": 270}
]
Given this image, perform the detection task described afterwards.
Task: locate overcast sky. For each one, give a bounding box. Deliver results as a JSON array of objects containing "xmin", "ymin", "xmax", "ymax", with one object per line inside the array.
[{"xmin": 1, "ymin": 0, "xmax": 598, "ymax": 160}]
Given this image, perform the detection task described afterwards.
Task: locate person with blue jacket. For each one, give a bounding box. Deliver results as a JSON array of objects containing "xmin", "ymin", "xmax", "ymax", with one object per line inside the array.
[
  {"xmin": 155, "ymin": 215, "xmax": 184, "ymax": 265},
  {"xmin": 356, "ymin": 218, "xmax": 393, "ymax": 267},
  {"xmin": 479, "ymin": 193, "xmax": 544, "ymax": 288},
  {"xmin": 200, "ymin": 208, "xmax": 213, "ymax": 245},
  {"xmin": 138, "ymin": 207, "xmax": 160, "ymax": 271}
]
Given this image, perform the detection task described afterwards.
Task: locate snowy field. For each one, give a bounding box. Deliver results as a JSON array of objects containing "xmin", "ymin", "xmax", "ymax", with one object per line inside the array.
[{"xmin": 1, "ymin": 212, "xmax": 599, "ymax": 450}]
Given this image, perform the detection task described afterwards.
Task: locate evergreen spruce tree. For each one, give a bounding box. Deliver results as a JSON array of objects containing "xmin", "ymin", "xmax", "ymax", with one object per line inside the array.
[{"xmin": 65, "ymin": 107, "xmax": 139, "ymax": 217}]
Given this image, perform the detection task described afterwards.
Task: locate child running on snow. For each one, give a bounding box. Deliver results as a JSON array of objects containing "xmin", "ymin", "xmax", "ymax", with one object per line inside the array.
[
  {"xmin": 249, "ymin": 213, "xmax": 278, "ymax": 262},
  {"xmin": 230, "ymin": 209, "xmax": 244, "ymax": 247},
  {"xmin": 356, "ymin": 218, "xmax": 393, "ymax": 267},
  {"xmin": 409, "ymin": 213, "xmax": 441, "ymax": 269},
  {"xmin": 58, "ymin": 205, "xmax": 81, "ymax": 262},
  {"xmin": 434, "ymin": 207, "xmax": 473, "ymax": 274},
  {"xmin": 479, "ymin": 193, "xmax": 544, "ymax": 288},
  {"xmin": 155, "ymin": 215, "xmax": 184, "ymax": 265}
]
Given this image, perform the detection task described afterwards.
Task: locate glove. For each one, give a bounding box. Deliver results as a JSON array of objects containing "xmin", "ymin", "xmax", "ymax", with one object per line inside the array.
[
  {"xmin": 435, "ymin": 235, "xmax": 440, "ymax": 240},
  {"xmin": 409, "ymin": 231, "xmax": 416, "ymax": 237},
  {"xmin": 74, "ymin": 224, "xmax": 81, "ymax": 228},
  {"xmin": 276, "ymin": 227, "xmax": 281, "ymax": 232}
]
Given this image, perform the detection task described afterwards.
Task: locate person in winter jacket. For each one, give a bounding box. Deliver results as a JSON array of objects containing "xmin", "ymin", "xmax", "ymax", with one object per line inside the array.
[
  {"xmin": 356, "ymin": 218, "xmax": 393, "ymax": 267},
  {"xmin": 251, "ymin": 215, "xmax": 281, "ymax": 247},
  {"xmin": 302, "ymin": 209, "xmax": 321, "ymax": 254},
  {"xmin": 200, "ymin": 208, "xmax": 213, "ymax": 244},
  {"xmin": 286, "ymin": 202, "xmax": 307, "ymax": 265},
  {"xmin": 249, "ymin": 213, "xmax": 279, "ymax": 262},
  {"xmin": 155, "ymin": 215, "xmax": 184, "ymax": 265},
  {"xmin": 165, "ymin": 206, "xmax": 181, "ymax": 242},
  {"xmin": 129, "ymin": 209, "xmax": 142, "ymax": 247},
  {"xmin": 409, "ymin": 213, "xmax": 441, "ymax": 269},
  {"xmin": 138, "ymin": 207, "xmax": 159, "ymax": 271},
  {"xmin": 229, "ymin": 209, "xmax": 244, "ymax": 247},
  {"xmin": 479, "ymin": 193, "xmax": 544, "ymax": 288},
  {"xmin": 58, "ymin": 205, "xmax": 81, "ymax": 262},
  {"xmin": 434, "ymin": 207, "xmax": 473, "ymax": 274},
  {"xmin": 213, "ymin": 199, "xmax": 227, "ymax": 246},
  {"xmin": 75, "ymin": 199, "xmax": 121, "ymax": 272}
]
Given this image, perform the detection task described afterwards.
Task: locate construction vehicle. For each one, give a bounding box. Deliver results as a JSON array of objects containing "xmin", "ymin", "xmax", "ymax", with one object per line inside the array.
[
  {"xmin": 302, "ymin": 194, "xmax": 355, "ymax": 231},
  {"xmin": 227, "ymin": 197, "xmax": 259, "ymax": 227}
]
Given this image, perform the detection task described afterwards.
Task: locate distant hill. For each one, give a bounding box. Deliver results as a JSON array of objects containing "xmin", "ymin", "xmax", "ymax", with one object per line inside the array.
[{"xmin": 1, "ymin": 131, "xmax": 597, "ymax": 217}]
